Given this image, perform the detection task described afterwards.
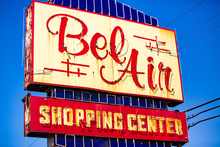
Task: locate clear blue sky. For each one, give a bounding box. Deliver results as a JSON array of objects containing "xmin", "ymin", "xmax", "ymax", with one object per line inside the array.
[{"xmin": 0, "ymin": 0, "xmax": 219, "ymax": 146}]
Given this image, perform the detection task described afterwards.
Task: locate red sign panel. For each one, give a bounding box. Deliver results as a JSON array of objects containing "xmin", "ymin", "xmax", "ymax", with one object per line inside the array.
[{"xmin": 24, "ymin": 96, "xmax": 188, "ymax": 143}]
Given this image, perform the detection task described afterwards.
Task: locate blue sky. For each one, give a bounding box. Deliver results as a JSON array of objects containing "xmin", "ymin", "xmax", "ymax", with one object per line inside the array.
[{"xmin": 0, "ymin": 0, "xmax": 219, "ymax": 146}]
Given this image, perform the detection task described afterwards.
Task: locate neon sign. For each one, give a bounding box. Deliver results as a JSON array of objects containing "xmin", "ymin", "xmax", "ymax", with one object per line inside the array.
[
  {"xmin": 45, "ymin": 14, "xmax": 175, "ymax": 92},
  {"xmin": 24, "ymin": 96, "xmax": 189, "ymax": 142},
  {"xmin": 25, "ymin": 2, "xmax": 183, "ymax": 102}
]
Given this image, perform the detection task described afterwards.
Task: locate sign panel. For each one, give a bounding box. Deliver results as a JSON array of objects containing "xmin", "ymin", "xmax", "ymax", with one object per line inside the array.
[
  {"xmin": 25, "ymin": 1, "xmax": 183, "ymax": 102},
  {"xmin": 24, "ymin": 96, "xmax": 189, "ymax": 143}
]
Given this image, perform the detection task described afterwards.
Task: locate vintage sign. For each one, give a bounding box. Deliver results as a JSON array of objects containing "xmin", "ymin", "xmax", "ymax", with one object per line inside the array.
[
  {"xmin": 23, "ymin": 96, "xmax": 188, "ymax": 142},
  {"xmin": 25, "ymin": 1, "xmax": 183, "ymax": 103}
]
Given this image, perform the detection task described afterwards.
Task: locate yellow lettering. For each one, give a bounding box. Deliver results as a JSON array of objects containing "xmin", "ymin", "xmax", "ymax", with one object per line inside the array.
[
  {"xmin": 175, "ymin": 119, "xmax": 183, "ymax": 135},
  {"xmin": 39, "ymin": 105, "xmax": 50, "ymax": 124},
  {"xmin": 63, "ymin": 108, "xmax": 73, "ymax": 126},
  {"xmin": 166, "ymin": 118, "xmax": 175, "ymax": 134},
  {"xmin": 127, "ymin": 114, "xmax": 137, "ymax": 131},
  {"xmin": 52, "ymin": 107, "xmax": 62, "ymax": 125},
  {"xmin": 147, "ymin": 116, "xmax": 157, "ymax": 133},
  {"xmin": 103, "ymin": 111, "xmax": 112, "ymax": 129},
  {"xmin": 114, "ymin": 113, "xmax": 123, "ymax": 130},
  {"xmin": 138, "ymin": 115, "xmax": 146, "ymax": 132},
  {"xmin": 156, "ymin": 117, "xmax": 165, "ymax": 133},
  {"xmin": 86, "ymin": 110, "xmax": 95, "ymax": 127},
  {"xmin": 96, "ymin": 111, "xmax": 101, "ymax": 128},
  {"xmin": 75, "ymin": 109, "xmax": 84, "ymax": 126}
]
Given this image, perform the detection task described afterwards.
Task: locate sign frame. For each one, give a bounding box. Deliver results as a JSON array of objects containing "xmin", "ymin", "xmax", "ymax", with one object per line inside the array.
[
  {"xmin": 25, "ymin": 1, "xmax": 184, "ymax": 105},
  {"xmin": 23, "ymin": 95, "xmax": 189, "ymax": 143}
]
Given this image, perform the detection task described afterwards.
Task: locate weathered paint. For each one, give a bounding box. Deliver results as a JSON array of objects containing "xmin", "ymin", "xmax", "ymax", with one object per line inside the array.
[
  {"xmin": 24, "ymin": 96, "xmax": 189, "ymax": 143},
  {"xmin": 26, "ymin": 1, "xmax": 183, "ymax": 102}
]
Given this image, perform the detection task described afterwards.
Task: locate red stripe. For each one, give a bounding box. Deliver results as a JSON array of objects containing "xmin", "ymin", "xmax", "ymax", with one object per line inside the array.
[
  {"xmin": 146, "ymin": 45, "xmax": 170, "ymax": 52},
  {"xmin": 133, "ymin": 35, "xmax": 166, "ymax": 44},
  {"xmin": 44, "ymin": 68, "xmax": 87, "ymax": 76},
  {"xmin": 61, "ymin": 61, "xmax": 90, "ymax": 67},
  {"xmin": 118, "ymin": 70, "xmax": 145, "ymax": 74}
]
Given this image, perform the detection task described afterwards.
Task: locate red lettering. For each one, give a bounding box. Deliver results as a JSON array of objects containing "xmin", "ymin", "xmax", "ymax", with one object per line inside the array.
[
  {"xmin": 147, "ymin": 57, "xmax": 157, "ymax": 90},
  {"xmin": 90, "ymin": 33, "xmax": 108, "ymax": 60},
  {"xmin": 109, "ymin": 26, "xmax": 126, "ymax": 64},
  {"xmin": 58, "ymin": 17, "xmax": 68, "ymax": 53},
  {"xmin": 158, "ymin": 62, "xmax": 173, "ymax": 92},
  {"xmin": 100, "ymin": 49, "xmax": 145, "ymax": 88},
  {"xmin": 46, "ymin": 14, "xmax": 89, "ymax": 56},
  {"xmin": 46, "ymin": 14, "xmax": 174, "ymax": 91}
]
